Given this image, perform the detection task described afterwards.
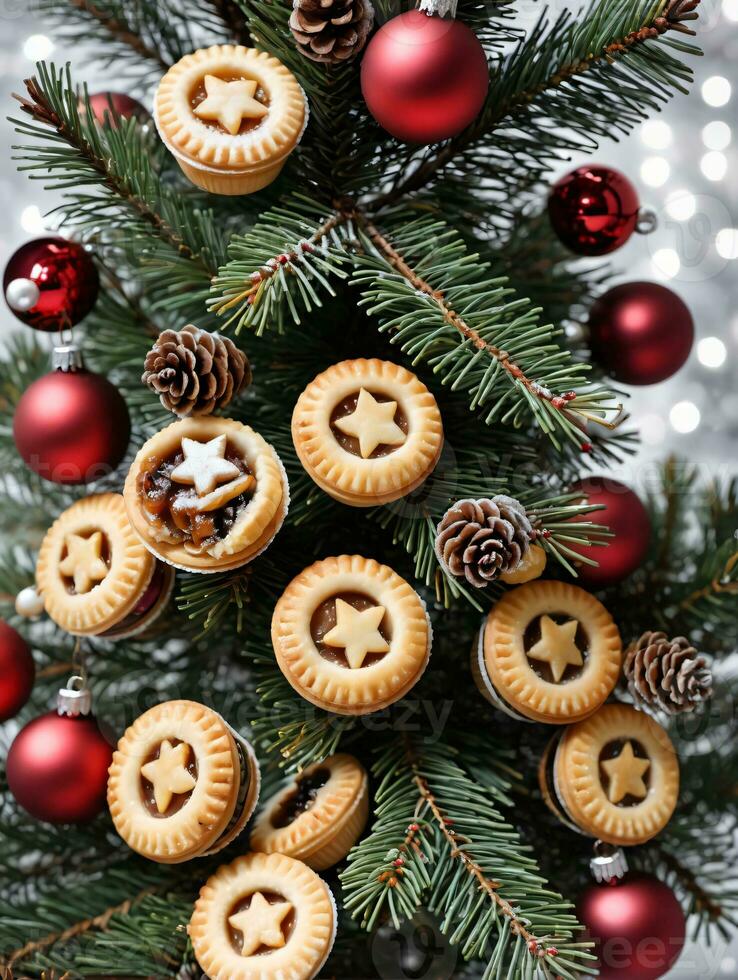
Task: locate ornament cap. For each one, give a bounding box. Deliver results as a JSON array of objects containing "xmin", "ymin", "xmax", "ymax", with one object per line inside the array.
[
  {"xmin": 418, "ymin": 0, "xmax": 458, "ymax": 17},
  {"xmin": 52, "ymin": 345, "xmax": 85, "ymax": 372},
  {"xmin": 590, "ymin": 840, "xmax": 629, "ymax": 883},
  {"xmin": 57, "ymin": 675, "xmax": 92, "ymax": 717}
]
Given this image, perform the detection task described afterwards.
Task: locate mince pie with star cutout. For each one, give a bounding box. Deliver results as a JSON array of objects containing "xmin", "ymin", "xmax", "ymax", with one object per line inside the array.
[
  {"xmin": 189, "ymin": 852, "xmax": 336, "ymax": 980},
  {"xmin": 35, "ymin": 493, "xmax": 174, "ymax": 639},
  {"xmin": 272, "ymin": 555, "xmax": 432, "ymax": 715},
  {"xmin": 292, "ymin": 359, "xmax": 444, "ymax": 507},
  {"xmin": 124, "ymin": 416, "xmax": 288, "ymax": 573},
  {"xmin": 475, "ymin": 580, "xmax": 622, "ymax": 723},
  {"xmin": 538, "ymin": 702, "xmax": 680, "ymax": 846},
  {"xmin": 251, "ymin": 753, "xmax": 368, "ymax": 869},
  {"xmin": 155, "ymin": 44, "xmax": 307, "ymax": 195},
  {"xmin": 107, "ymin": 700, "xmax": 260, "ymax": 863}
]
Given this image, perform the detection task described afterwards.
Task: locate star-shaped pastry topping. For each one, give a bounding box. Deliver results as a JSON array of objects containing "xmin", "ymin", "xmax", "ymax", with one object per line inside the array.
[
  {"xmin": 333, "ymin": 388, "xmax": 407, "ymax": 459},
  {"xmin": 526, "ymin": 615, "xmax": 584, "ymax": 683},
  {"xmin": 601, "ymin": 741, "xmax": 650, "ymax": 805},
  {"xmin": 59, "ymin": 531, "xmax": 109, "ymax": 594},
  {"xmin": 228, "ymin": 892, "xmax": 294, "ymax": 957},
  {"xmin": 193, "ymin": 74, "xmax": 268, "ymax": 136},
  {"xmin": 170, "ymin": 435, "xmax": 240, "ymax": 496},
  {"xmin": 322, "ymin": 598, "xmax": 390, "ymax": 670},
  {"xmin": 140, "ymin": 739, "xmax": 197, "ymax": 814}
]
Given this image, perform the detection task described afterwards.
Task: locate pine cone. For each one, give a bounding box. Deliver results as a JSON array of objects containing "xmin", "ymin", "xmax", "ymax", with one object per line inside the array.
[
  {"xmin": 290, "ymin": 0, "xmax": 374, "ymax": 64},
  {"xmin": 142, "ymin": 325, "xmax": 251, "ymax": 417},
  {"xmin": 624, "ymin": 631, "xmax": 713, "ymax": 715},
  {"xmin": 435, "ymin": 496, "xmax": 533, "ymax": 589}
]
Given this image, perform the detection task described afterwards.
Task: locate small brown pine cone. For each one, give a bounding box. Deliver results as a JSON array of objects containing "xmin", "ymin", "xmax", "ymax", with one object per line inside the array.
[
  {"xmin": 290, "ymin": 0, "xmax": 374, "ymax": 64},
  {"xmin": 435, "ymin": 495, "xmax": 533, "ymax": 589},
  {"xmin": 142, "ymin": 324, "xmax": 251, "ymax": 417},
  {"xmin": 624, "ymin": 631, "xmax": 713, "ymax": 715}
]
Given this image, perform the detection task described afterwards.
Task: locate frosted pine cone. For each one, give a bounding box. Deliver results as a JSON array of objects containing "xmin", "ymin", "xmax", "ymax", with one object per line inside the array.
[
  {"xmin": 435, "ymin": 496, "xmax": 533, "ymax": 589},
  {"xmin": 624, "ymin": 631, "xmax": 713, "ymax": 715},
  {"xmin": 290, "ymin": 0, "xmax": 374, "ymax": 64},
  {"xmin": 142, "ymin": 324, "xmax": 251, "ymax": 417}
]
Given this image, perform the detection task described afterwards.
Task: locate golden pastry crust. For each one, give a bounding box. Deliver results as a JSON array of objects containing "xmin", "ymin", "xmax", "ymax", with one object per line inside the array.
[
  {"xmin": 36, "ymin": 493, "xmax": 157, "ymax": 636},
  {"xmin": 292, "ymin": 359, "xmax": 443, "ymax": 507},
  {"xmin": 553, "ymin": 703, "xmax": 679, "ymax": 846},
  {"xmin": 124, "ymin": 416, "xmax": 288, "ymax": 573},
  {"xmin": 250, "ymin": 754, "xmax": 368, "ymax": 869},
  {"xmin": 272, "ymin": 555, "xmax": 431, "ymax": 715},
  {"xmin": 483, "ymin": 580, "xmax": 622, "ymax": 724},
  {"xmin": 107, "ymin": 700, "xmax": 259, "ymax": 863},
  {"xmin": 155, "ymin": 45, "xmax": 306, "ymax": 173},
  {"xmin": 189, "ymin": 852, "xmax": 336, "ymax": 980}
]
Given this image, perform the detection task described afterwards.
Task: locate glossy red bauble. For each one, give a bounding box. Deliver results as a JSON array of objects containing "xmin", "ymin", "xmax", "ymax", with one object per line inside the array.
[
  {"xmin": 578, "ymin": 874, "xmax": 685, "ymax": 979},
  {"xmin": 0, "ymin": 620, "xmax": 35, "ymax": 722},
  {"xmin": 588, "ymin": 282, "xmax": 694, "ymax": 385},
  {"xmin": 87, "ymin": 91, "xmax": 149, "ymax": 127},
  {"xmin": 361, "ymin": 10, "xmax": 489, "ymax": 143},
  {"xmin": 549, "ymin": 166, "xmax": 641, "ymax": 255},
  {"xmin": 570, "ymin": 477, "xmax": 651, "ymax": 588},
  {"xmin": 3, "ymin": 237, "xmax": 99, "ymax": 332},
  {"xmin": 13, "ymin": 366, "xmax": 130, "ymax": 484},
  {"xmin": 6, "ymin": 710, "xmax": 113, "ymax": 823}
]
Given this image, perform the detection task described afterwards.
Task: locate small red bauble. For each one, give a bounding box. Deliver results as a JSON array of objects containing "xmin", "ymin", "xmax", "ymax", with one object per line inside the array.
[
  {"xmin": 588, "ymin": 282, "xmax": 694, "ymax": 385},
  {"xmin": 570, "ymin": 477, "xmax": 651, "ymax": 588},
  {"xmin": 7, "ymin": 708, "xmax": 112, "ymax": 823},
  {"xmin": 3, "ymin": 237, "xmax": 99, "ymax": 332},
  {"xmin": 13, "ymin": 349, "xmax": 130, "ymax": 484},
  {"xmin": 361, "ymin": 10, "xmax": 489, "ymax": 143},
  {"xmin": 0, "ymin": 620, "xmax": 35, "ymax": 722},
  {"xmin": 87, "ymin": 91, "xmax": 149, "ymax": 127},
  {"xmin": 578, "ymin": 874, "xmax": 685, "ymax": 979},
  {"xmin": 549, "ymin": 166, "xmax": 640, "ymax": 255}
]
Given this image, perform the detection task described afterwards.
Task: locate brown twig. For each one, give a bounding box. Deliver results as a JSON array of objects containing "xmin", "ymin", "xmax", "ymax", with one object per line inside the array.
[
  {"xmin": 207, "ymin": 0, "xmax": 253, "ymax": 46},
  {"xmin": 679, "ymin": 550, "xmax": 738, "ymax": 612},
  {"xmin": 67, "ymin": 0, "xmax": 170, "ymax": 69}
]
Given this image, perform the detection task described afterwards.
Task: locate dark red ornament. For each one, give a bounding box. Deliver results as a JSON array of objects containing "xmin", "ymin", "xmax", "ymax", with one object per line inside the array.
[
  {"xmin": 0, "ymin": 620, "xmax": 35, "ymax": 722},
  {"xmin": 361, "ymin": 9, "xmax": 489, "ymax": 143},
  {"xmin": 87, "ymin": 91, "xmax": 149, "ymax": 127},
  {"xmin": 13, "ymin": 347, "xmax": 130, "ymax": 484},
  {"xmin": 578, "ymin": 874, "xmax": 685, "ymax": 979},
  {"xmin": 569, "ymin": 477, "xmax": 651, "ymax": 588},
  {"xmin": 6, "ymin": 684, "xmax": 113, "ymax": 824},
  {"xmin": 588, "ymin": 282, "xmax": 694, "ymax": 385},
  {"xmin": 3, "ymin": 237, "xmax": 99, "ymax": 332},
  {"xmin": 548, "ymin": 166, "xmax": 641, "ymax": 255}
]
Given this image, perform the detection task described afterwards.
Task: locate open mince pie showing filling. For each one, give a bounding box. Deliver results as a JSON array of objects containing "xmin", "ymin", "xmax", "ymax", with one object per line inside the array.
[
  {"xmin": 35, "ymin": 493, "xmax": 174, "ymax": 639},
  {"xmin": 124, "ymin": 417, "xmax": 288, "ymax": 573},
  {"xmin": 108, "ymin": 700, "xmax": 260, "ymax": 863},
  {"xmin": 539, "ymin": 703, "xmax": 679, "ymax": 846},
  {"xmin": 251, "ymin": 754, "xmax": 369, "ymax": 870},
  {"xmin": 478, "ymin": 580, "xmax": 622, "ymax": 724},
  {"xmin": 272, "ymin": 555, "xmax": 431, "ymax": 715}
]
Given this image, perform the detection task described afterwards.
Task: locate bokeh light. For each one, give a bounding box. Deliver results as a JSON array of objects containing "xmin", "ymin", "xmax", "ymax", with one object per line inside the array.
[{"xmin": 670, "ymin": 401, "xmax": 701, "ymax": 433}]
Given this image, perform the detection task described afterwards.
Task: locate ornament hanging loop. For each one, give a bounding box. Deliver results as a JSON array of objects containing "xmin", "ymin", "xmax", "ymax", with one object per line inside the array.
[
  {"xmin": 57, "ymin": 637, "xmax": 91, "ymax": 716},
  {"xmin": 635, "ymin": 207, "xmax": 658, "ymax": 236},
  {"xmin": 590, "ymin": 840, "xmax": 629, "ymax": 883},
  {"xmin": 418, "ymin": 0, "xmax": 458, "ymax": 17}
]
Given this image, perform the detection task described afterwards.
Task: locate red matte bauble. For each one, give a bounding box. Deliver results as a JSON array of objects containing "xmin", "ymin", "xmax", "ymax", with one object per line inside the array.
[
  {"xmin": 570, "ymin": 477, "xmax": 651, "ymax": 587},
  {"xmin": 13, "ymin": 367, "xmax": 130, "ymax": 484},
  {"xmin": 6, "ymin": 710, "xmax": 113, "ymax": 823},
  {"xmin": 361, "ymin": 10, "xmax": 489, "ymax": 143},
  {"xmin": 588, "ymin": 282, "xmax": 694, "ymax": 385},
  {"xmin": 578, "ymin": 874, "xmax": 685, "ymax": 979},
  {"xmin": 549, "ymin": 166, "xmax": 640, "ymax": 255},
  {"xmin": 0, "ymin": 620, "xmax": 35, "ymax": 722},
  {"xmin": 88, "ymin": 91, "xmax": 149, "ymax": 127},
  {"xmin": 3, "ymin": 237, "xmax": 99, "ymax": 332}
]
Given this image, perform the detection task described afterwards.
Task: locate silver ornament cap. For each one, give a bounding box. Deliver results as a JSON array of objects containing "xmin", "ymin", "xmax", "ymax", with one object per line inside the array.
[
  {"xmin": 5, "ymin": 277, "xmax": 41, "ymax": 313},
  {"xmin": 52, "ymin": 344, "xmax": 84, "ymax": 373},
  {"xmin": 57, "ymin": 675, "xmax": 92, "ymax": 717},
  {"xmin": 590, "ymin": 840, "xmax": 629, "ymax": 884},
  {"xmin": 15, "ymin": 585, "xmax": 45, "ymax": 619}
]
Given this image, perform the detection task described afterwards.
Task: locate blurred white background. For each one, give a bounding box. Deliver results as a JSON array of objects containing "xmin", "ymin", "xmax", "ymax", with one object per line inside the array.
[{"xmin": 0, "ymin": 1, "xmax": 736, "ymax": 978}]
